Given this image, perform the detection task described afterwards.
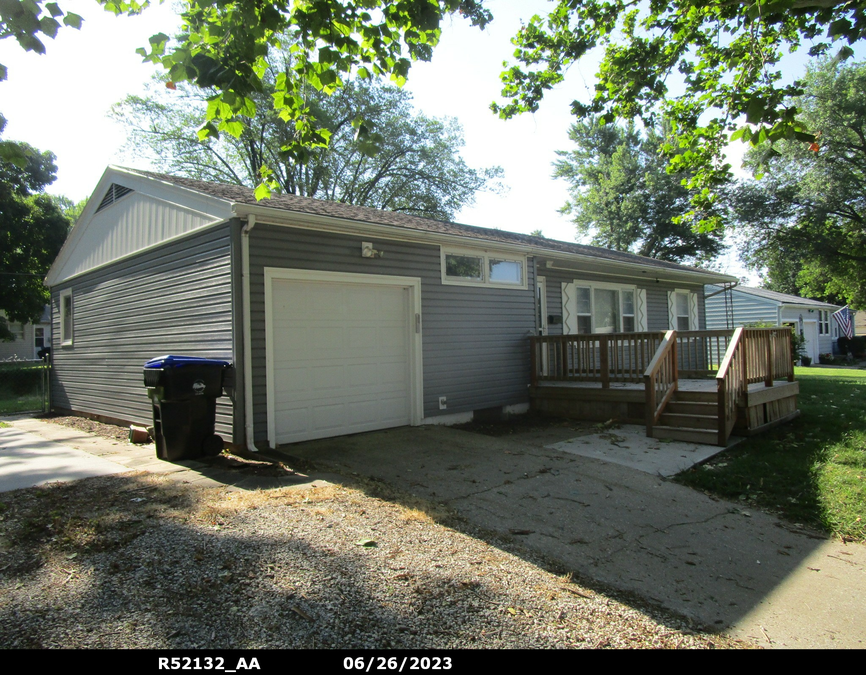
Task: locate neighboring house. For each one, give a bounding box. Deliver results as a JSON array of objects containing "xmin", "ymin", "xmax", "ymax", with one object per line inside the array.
[
  {"xmin": 705, "ymin": 285, "xmax": 841, "ymax": 362},
  {"xmin": 855, "ymin": 310, "xmax": 866, "ymax": 337},
  {"xmin": 46, "ymin": 167, "xmax": 736, "ymax": 450},
  {"xmin": 0, "ymin": 307, "xmax": 51, "ymax": 361}
]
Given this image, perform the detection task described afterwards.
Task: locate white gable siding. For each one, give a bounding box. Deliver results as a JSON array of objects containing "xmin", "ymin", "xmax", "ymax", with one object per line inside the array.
[{"xmin": 50, "ymin": 191, "xmax": 228, "ymax": 284}]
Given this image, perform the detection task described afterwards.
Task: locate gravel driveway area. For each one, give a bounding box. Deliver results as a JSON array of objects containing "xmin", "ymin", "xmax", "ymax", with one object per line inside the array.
[{"xmin": 0, "ymin": 419, "xmax": 752, "ymax": 649}]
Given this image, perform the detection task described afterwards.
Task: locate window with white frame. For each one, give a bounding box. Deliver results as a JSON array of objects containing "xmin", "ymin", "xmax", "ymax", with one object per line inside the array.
[
  {"xmin": 60, "ymin": 290, "xmax": 73, "ymax": 346},
  {"xmin": 442, "ymin": 249, "xmax": 526, "ymax": 288},
  {"xmin": 563, "ymin": 282, "xmax": 641, "ymax": 334},
  {"xmin": 819, "ymin": 310, "xmax": 830, "ymax": 335},
  {"xmin": 675, "ymin": 291, "xmax": 690, "ymax": 331}
]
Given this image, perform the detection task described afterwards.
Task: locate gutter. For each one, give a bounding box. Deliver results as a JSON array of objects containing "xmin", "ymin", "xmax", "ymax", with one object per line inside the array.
[{"xmin": 241, "ymin": 214, "xmax": 257, "ymax": 452}]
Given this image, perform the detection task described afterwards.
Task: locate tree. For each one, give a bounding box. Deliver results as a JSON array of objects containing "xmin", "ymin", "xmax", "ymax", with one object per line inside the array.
[
  {"xmin": 5, "ymin": 0, "xmax": 866, "ymax": 207},
  {"xmin": 112, "ymin": 75, "xmax": 501, "ymax": 220},
  {"xmin": 555, "ymin": 119, "xmax": 725, "ymax": 266},
  {"xmin": 729, "ymin": 59, "xmax": 866, "ymax": 307},
  {"xmin": 0, "ymin": 117, "xmax": 70, "ymax": 341}
]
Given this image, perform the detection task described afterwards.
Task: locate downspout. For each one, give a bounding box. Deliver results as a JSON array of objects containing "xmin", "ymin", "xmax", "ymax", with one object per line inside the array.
[{"xmin": 241, "ymin": 214, "xmax": 257, "ymax": 452}]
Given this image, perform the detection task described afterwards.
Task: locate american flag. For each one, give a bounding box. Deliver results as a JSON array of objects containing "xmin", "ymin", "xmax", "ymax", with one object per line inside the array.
[{"xmin": 833, "ymin": 306, "xmax": 854, "ymax": 339}]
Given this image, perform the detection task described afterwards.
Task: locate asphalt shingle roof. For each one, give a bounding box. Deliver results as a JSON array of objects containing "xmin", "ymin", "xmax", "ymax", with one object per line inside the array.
[
  {"xmin": 731, "ymin": 285, "xmax": 841, "ymax": 309},
  {"xmin": 126, "ymin": 168, "xmax": 732, "ymax": 280}
]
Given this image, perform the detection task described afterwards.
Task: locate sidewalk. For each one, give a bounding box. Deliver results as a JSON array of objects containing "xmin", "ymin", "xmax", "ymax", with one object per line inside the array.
[{"xmin": 0, "ymin": 416, "xmax": 332, "ymax": 494}]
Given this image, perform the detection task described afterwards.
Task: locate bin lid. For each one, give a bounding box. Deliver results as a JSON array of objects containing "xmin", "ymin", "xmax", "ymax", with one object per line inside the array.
[{"xmin": 144, "ymin": 355, "xmax": 231, "ymax": 369}]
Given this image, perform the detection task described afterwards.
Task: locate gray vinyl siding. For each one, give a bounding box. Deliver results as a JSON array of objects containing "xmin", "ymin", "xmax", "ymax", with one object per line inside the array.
[
  {"xmin": 705, "ymin": 286, "xmax": 779, "ymax": 328},
  {"xmin": 540, "ymin": 268, "xmax": 706, "ymax": 335},
  {"xmin": 248, "ymin": 224, "xmax": 535, "ymax": 443},
  {"xmin": 50, "ymin": 224, "xmax": 235, "ymax": 437}
]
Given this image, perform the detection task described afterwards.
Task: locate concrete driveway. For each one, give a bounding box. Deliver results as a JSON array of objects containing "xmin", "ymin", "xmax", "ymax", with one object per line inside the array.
[{"xmin": 284, "ymin": 424, "xmax": 866, "ymax": 649}]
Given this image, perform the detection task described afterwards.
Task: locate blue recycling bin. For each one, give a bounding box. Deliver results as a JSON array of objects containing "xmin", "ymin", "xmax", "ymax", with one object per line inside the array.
[{"xmin": 143, "ymin": 355, "xmax": 232, "ymax": 461}]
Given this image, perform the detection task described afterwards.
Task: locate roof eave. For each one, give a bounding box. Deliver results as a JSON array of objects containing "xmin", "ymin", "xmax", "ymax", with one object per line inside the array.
[{"xmin": 232, "ymin": 202, "xmax": 737, "ymax": 285}]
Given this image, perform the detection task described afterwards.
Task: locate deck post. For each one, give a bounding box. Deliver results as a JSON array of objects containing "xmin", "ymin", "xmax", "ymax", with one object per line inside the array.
[
  {"xmin": 600, "ymin": 336, "xmax": 610, "ymax": 389},
  {"xmin": 530, "ymin": 337, "xmax": 538, "ymax": 388},
  {"xmin": 766, "ymin": 332, "xmax": 775, "ymax": 387},
  {"xmin": 717, "ymin": 377, "xmax": 726, "ymax": 446}
]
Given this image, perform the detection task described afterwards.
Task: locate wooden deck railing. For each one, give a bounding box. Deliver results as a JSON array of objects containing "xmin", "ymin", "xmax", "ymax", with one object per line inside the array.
[
  {"xmin": 530, "ymin": 332, "xmax": 665, "ymax": 388},
  {"xmin": 530, "ymin": 326, "xmax": 796, "ymax": 445},
  {"xmin": 675, "ymin": 330, "xmax": 735, "ymax": 377},
  {"xmin": 741, "ymin": 327, "xmax": 795, "ymax": 385},
  {"xmin": 716, "ymin": 327, "xmax": 746, "ymax": 445},
  {"xmin": 643, "ymin": 330, "xmax": 678, "ymax": 436}
]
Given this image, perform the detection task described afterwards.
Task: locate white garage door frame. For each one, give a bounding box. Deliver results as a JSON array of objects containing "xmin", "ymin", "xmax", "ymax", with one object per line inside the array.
[{"xmin": 263, "ymin": 267, "xmax": 424, "ymax": 447}]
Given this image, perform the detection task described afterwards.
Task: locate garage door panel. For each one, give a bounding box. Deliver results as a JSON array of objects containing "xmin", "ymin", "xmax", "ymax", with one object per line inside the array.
[{"xmin": 269, "ymin": 277, "xmax": 415, "ymax": 444}]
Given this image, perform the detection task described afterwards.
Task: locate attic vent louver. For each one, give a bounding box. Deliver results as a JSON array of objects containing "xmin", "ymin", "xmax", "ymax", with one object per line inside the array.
[{"xmin": 95, "ymin": 184, "xmax": 134, "ymax": 213}]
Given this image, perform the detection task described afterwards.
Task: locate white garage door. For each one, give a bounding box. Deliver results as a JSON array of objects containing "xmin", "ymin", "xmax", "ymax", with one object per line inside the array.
[{"xmin": 267, "ymin": 274, "xmax": 417, "ymax": 445}]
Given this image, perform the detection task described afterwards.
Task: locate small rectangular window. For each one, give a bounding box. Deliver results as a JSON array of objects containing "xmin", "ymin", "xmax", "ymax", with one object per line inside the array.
[
  {"xmin": 441, "ymin": 249, "xmax": 527, "ymax": 288},
  {"xmin": 488, "ymin": 258, "xmax": 523, "ymax": 284},
  {"xmin": 576, "ymin": 286, "xmax": 592, "ymax": 333},
  {"xmin": 60, "ymin": 290, "xmax": 73, "ymax": 346},
  {"xmin": 676, "ymin": 292, "xmax": 690, "ymax": 331},
  {"xmin": 445, "ymin": 254, "xmax": 483, "ymax": 282},
  {"xmin": 622, "ymin": 289, "xmax": 635, "ymax": 333}
]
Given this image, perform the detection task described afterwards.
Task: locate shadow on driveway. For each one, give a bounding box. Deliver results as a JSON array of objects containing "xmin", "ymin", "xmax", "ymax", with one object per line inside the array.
[{"xmin": 282, "ymin": 424, "xmax": 866, "ymax": 648}]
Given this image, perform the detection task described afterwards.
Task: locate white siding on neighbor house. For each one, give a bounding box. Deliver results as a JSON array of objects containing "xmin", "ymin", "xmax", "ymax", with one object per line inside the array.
[
  {"xmin": 50, "ymin": 224, "xmax": 235, "ymax": 437},
  {"xmin": 0, "ymin": 321, "xmax": 48, "ymax": 361},
  {"xmin": 49, "ymin": 190, "xmax": 231, "ymax": 284},
  {"xmin": 779, "ymin": 307, "xmax": 838, "ymax": 358},
  {"xmin": 248, "ymin": 224, "xmax": 536, "ymax": 443},
  {"xmin": 705, "ymin": 286, "xmax": 780, "ymax": 329}
]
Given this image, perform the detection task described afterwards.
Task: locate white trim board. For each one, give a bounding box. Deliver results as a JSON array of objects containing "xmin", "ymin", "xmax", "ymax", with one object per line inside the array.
[{"xmin": 263, "ymin": 267, "xmax": 424, "ymax": 448}]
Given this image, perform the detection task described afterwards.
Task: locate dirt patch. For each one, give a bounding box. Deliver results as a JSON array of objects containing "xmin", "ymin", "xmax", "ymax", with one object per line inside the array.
[
  {"xmin": 44, "ymin": 415, "xmax": 133, "ymax": 444},
  {"xmin": 42, "ymin": 415, "xmax": 292, "ymax": 478}
]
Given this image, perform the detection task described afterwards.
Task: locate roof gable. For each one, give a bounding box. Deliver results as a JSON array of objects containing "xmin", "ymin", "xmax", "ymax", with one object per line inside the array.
[{"xmin": 46, "ymin": 167, "xmax": 234, "ymax": 285}]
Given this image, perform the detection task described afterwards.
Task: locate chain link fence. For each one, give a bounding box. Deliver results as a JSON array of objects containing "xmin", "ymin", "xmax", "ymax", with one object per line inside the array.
[{"xmin": 0, "ymin": 357, "xmax": 50, "ymax": 415}]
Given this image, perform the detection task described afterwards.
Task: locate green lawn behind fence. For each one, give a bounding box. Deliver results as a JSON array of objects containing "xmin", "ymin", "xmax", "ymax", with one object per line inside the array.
[
  {"xmin": 676, "ymin": 366, "xmax": 866, "ymax": 542},
  {"xmin": 0, "ymin": 363, "xmax": 46, "ymax": 415}
]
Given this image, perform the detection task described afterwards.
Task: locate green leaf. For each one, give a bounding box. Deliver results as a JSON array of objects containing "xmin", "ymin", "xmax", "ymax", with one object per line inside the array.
[
  {"xmin": 63, "ymin": 12, "xmax": 82, "ymax": 29},
  {"xmin": 254, "ymin": 182, "xmax": 272, "ymax": 200},
  {"xmin": 355, "ymin": 538, "xmax": 377, "ymax": 547}
]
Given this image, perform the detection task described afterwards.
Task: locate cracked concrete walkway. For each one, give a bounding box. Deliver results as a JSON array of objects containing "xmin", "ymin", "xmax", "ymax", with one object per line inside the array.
[{"xmin": 286, "ymin": 425, "xmax": 866, "ymax": 649}]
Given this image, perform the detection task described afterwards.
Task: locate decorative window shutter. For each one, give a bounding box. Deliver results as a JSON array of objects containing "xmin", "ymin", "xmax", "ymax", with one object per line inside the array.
[
  {"xmin": 689, "ymin": 292, "xmax": 699, "ymax": 330},
  {"xmin": 636, "ymin": 288, "xmax": 647, "ymax": 331},
  {"xmin": 667, "ymin": 291, "xmax": 676, "ymax": 330},
  {"xmin": 562, "ymin": 282, "xmax": 577, "ymax": 334}
]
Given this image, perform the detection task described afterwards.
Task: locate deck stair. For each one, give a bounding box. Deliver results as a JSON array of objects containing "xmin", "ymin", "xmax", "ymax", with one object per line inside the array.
[{"xmin": 651, "ymin": 390, "xmax": 720, "ymax": 445}]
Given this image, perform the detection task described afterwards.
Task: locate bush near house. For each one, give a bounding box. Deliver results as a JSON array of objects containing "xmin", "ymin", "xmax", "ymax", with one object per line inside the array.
[
  {"xmin": 676, "ymin": 367, "xmax": 866, "ymax": 543},
  {"xmin": 838, "ymin": 336, "xmax": 866, "ymax": 358}
]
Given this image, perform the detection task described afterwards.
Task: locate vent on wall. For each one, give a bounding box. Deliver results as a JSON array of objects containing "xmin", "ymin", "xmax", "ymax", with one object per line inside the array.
[{"xmin": 95, "ymin": 184, "xmax": 134, "ymax": 213}]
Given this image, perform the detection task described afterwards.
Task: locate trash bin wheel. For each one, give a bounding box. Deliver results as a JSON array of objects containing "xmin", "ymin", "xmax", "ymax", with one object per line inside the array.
[{"xmin": 202, "ymin": 434, "xmax": 224, "ymax": 457}]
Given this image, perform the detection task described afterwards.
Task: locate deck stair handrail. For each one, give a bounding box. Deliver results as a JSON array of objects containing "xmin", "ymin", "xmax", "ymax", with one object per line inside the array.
[
  {"xmin": 716, "ymin": 326, "xmax": 746, "ymax": 445},
  {"xmin": 643, "ymin": 330, "xmax": 678, "ymax": 436}
]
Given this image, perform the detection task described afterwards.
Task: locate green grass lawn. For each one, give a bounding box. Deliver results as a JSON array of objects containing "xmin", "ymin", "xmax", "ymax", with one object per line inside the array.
[{"xmin": 676, "ymin": 366, "xmax": 866, "ymax": 542}]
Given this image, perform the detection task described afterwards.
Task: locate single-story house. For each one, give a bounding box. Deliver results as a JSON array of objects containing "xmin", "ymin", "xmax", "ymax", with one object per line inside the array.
[
  {"xmin": 0, "ymin": 307, "xmax": 51, "ymax": 361},
  {"xmin": 705, "ymin": 285, "xmax": 842, "ymax": 363},
  {"xmin": 46, "ymin": 166, "xmax": 742, "ymax": 450}
]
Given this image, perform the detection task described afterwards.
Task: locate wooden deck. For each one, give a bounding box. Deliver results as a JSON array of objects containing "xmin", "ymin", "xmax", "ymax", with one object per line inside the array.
[{"xmin": 529, "ymin": 328, "xmax": 799, "ymax": 446}]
